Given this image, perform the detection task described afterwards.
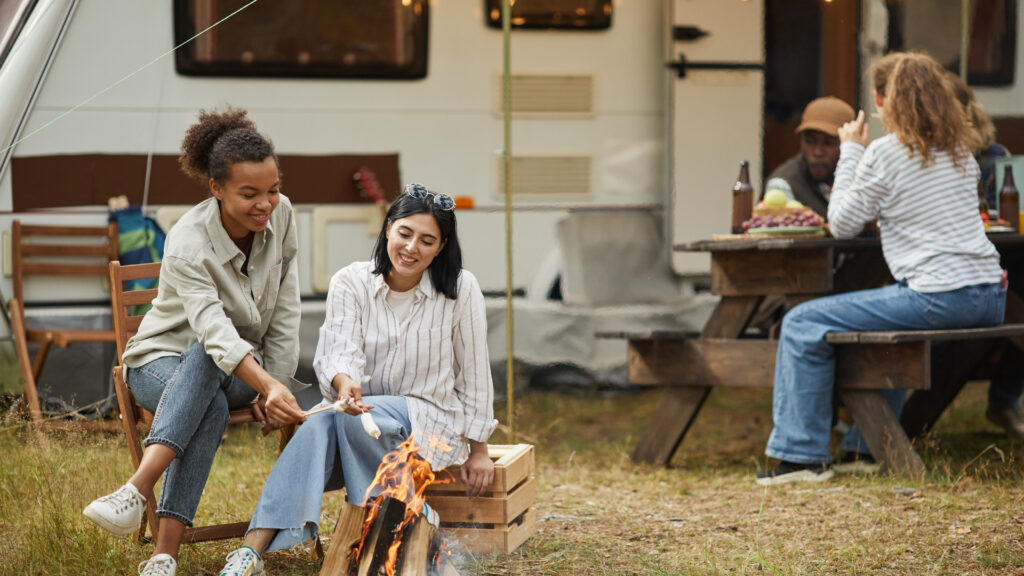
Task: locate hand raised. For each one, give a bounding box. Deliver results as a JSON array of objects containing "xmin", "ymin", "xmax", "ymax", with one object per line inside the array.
[{"xmin": 838, "ymin": 110, "xmax": 870, "ymax": 146}]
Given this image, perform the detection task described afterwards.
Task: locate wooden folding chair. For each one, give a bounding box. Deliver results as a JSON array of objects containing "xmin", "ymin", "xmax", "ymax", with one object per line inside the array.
[
  {"xmin": 108, "ymin": 260, "xmax": 296, "ymax": 543},
  {"xmin": 10, "ymin": 220, "xmax": 119, "ymax": 426}
]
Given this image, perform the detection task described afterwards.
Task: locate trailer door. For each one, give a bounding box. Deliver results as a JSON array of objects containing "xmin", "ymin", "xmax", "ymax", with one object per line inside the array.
[{"xmin": 668, "ymin": 0, "xmax": 764, "ymax": 274}]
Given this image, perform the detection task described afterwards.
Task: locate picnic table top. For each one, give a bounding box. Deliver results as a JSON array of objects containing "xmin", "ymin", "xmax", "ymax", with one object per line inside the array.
[{"xmin": 676, "ymin": 231, "xmax": 1024, "ymax": 253}]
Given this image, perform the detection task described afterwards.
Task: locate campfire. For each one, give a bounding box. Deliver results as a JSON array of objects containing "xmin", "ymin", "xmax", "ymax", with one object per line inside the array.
[{"xmin": 320, "ymin": 436, "xmax": 459, "ymax": 576}]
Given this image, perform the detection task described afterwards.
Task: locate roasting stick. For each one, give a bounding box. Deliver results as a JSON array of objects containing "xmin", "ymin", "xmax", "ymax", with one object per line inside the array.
[{"xmin": 302, "ymin": 397, "xmax": 382, "ymax": 439}]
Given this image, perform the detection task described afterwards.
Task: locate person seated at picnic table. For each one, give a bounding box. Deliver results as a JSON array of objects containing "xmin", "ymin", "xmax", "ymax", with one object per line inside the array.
[
  {"xmin": 757, "ymin": 51, "xmax": 1007, "ymax": 485},
  {"xmin": 214, "ymin": 184, "xmax": 498, "ymax": 576},
  {"xmin": 82, "ymin": 107, "xmax": 308, "ymax": 576},
  {"xmin": 945, "ymin": 72, "xmax": 1024, "ymax": 441},
  {"xmin": 762, "ymin": 96, "xmax": 856, "ymax": 217}
]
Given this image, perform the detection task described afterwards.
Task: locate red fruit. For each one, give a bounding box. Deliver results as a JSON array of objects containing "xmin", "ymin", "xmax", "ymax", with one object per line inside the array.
[{"xmin": 981, "ymin": 213, "xmax": 990, "ymax": 222}]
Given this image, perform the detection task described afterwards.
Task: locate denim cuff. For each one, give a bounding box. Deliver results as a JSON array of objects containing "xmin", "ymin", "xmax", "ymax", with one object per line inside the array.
[
  {"xmin": 143, "ymin": 436, "xmax": 185, "ymax": 458},
  {"xmin": 156, "ymin": 508, "xmax": 194, "ymax": 528}
]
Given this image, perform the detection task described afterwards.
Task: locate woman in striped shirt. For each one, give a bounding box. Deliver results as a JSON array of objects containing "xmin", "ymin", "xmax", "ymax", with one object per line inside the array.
[
  {"xmin": 758, "ymin": 52, "xmax": 1006, "ymax": 486},
  {"xmin": 217, "ymin": 184, "xmax": 498, "ymax": 575}
]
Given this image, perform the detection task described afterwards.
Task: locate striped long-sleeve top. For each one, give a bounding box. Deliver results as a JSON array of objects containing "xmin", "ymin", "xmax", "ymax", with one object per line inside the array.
[
  {"xmin": 828, "ymin": 135, "xmax": 1002, "ymax": 293},
  {"xmin": 313, "ymin": 261, "xmax": 497, "ymax": 470}
]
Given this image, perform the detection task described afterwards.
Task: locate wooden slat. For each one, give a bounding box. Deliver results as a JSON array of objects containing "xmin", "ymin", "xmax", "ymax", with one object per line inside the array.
[
  {"xmin": 441, "ymin": 508, "xmax": 537, "ymax": 555},
  {"xmin": 51, "ymin": 329, "xmax": 116, "ymax": 347},
  {"xmin": 182, "ymin": 521, "xmax": 249, "ymax": 543},
  {"xmin": 711, "ymin": 248, "xmax": 833, "ymax": 296},
  {"xmin": 21, "ymin": 262, "xmax": 108, "ymax": 276},
  {"xmin": 426, "ymin": 477, "xmax": 535, "ymax": 525},
  {"xmin": 628, "ymin": 339, "xmax": 776, "ymax": 388},
  {"xmin": 427, "ymin": 444, "xmax": 534, "ymax": 494},
  {"xmin": 594, "ymin": 330, "xmax": 696, "ymax": 341},
  {"xmin": 827, "ymin": 323, "xmax": 1024, "ymax": 344},
  {"xmin": 20, "ymin": 243, "xmax": 113, "ymax": 257},
  {"xmin": 18, "ymin": 224, "xmax": 111, "ymax": 236},
  {"xmin": 834, "ymin": 342, "xmax": 930, "ymax": 391},
  {"xmin": 117, "ymin": 261, "xmax": 162, "ymax": 281},
  {"xmin": 122, "ymin": 289, "xmax": 159, "ymax": 306}
]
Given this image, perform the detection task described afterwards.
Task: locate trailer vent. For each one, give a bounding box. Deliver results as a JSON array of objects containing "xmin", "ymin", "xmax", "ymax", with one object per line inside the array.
[
  {"xmin": 496, "ymin": 155, "xmax": 592, "ymax": 197},
  {"xmin": 495, "ymin": 75, "xmax": 594, "ymax": 115}
]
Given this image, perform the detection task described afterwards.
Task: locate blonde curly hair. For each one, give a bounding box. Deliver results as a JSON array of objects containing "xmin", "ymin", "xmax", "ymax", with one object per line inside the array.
[{"xmin": 871, "ymin": 52, "xmax": 973, "ymax": 169}]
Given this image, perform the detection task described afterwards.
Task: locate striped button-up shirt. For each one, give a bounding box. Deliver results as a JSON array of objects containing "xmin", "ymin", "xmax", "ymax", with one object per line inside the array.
[
  {"xmin": 830, "ymin": 136, "xmax": 1002, "ymax": 293},
  {"xmin": 123, "ymin": 195, "xmax": 303, "ymax": 389},
  {"xmin": 313, "ymin": 261, "xmax": 497, "ymax": 470}
]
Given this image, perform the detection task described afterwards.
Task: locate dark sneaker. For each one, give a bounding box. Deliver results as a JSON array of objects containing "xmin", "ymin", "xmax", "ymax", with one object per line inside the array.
[
  {"xmin": 986, "ymin": 405, "xmax": 1024, "ymax": 442},
  {"xmin": 832, "ymin": 452, "xmax": 880, "ymax": 474},
  {"xmin": 755, "ymin": 461, "xmax": 833, "ymax": 486}
]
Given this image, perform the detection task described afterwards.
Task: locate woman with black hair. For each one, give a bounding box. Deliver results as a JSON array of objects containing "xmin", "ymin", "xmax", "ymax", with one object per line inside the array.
[
  {"xmin": 82, "ymin": 108, "xmax": 307, "ymax": 576},
  {"xmin": 217, "ymin": 184, "xmax": 497, "ymax": 576}
]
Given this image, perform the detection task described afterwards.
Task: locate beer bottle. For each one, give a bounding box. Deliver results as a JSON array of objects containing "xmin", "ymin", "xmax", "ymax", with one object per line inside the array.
[
  {"xmin": 999, "ymin": 165, "xmax": 1019, "ymax": 231},
  {"xmin": 731, "ymin": 161, "xmax": 753, "ymax": 234}
]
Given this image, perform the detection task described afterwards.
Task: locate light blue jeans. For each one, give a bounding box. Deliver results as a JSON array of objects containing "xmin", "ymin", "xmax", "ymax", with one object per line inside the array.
[
  {"xmin": 127, "ymin": 342, "xmax": 258, "ymax": 526},
  {"xmin": 248, "ymin": 395, "xmax": 411, "ymax": 553},
  {"xmin": 766, "ymin": 282, "xmax": 1006, "ymax": 464}
]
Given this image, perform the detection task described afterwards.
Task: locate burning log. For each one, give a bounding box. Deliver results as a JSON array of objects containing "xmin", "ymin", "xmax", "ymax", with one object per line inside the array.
[{"xmin": 319, "ymin": 437, "xmax": 459, "ymax": 576}]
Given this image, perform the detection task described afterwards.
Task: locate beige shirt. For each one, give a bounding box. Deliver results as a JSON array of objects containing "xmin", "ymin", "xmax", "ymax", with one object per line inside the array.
[
  {"xmin": 313, "ymin": 261, "xmax": 497, "ymax": 470},
  {"xmin": 123, "ymin": 194, "xmax": 303, "ymax": 390}
]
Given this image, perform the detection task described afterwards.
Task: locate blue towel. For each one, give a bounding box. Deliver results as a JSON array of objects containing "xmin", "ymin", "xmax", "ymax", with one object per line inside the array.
[{"xmin": 109, "ymin": 206, "xmax": 165, "ymax": 314}]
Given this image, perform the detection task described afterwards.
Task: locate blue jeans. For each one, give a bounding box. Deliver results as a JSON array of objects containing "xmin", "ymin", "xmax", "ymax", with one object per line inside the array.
[
  {"xmin": 766, "ymin": 282, "xmax": 1006, "ymax": 464},
  {"xmin": 127, "ymin": 342, "xmax": 257, "ymax": 526},
  {"xmin": 248, "ymin": 395, "xmax": 411, "ymax": 553}
]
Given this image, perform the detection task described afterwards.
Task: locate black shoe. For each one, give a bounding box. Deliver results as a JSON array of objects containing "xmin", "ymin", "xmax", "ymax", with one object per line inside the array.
[
  {"xmin": 832, "ymin": 452, "xmax": 880, "ymax": 474},
  {"xmin": 755, "ymin": 460, "xmax": 834, "ymax": 486}
]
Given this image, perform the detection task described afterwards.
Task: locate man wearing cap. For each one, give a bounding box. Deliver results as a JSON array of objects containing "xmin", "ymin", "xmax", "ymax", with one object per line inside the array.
[{"xmin": 762, "ymin": 96, "xmax": 856, "ymax": 217}]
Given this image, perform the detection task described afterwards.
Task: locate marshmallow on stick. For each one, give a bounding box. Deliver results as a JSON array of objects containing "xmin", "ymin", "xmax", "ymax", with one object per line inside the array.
[{"xmin": 303, "ymin": 398, "xmax": 381, "ymax": 439}]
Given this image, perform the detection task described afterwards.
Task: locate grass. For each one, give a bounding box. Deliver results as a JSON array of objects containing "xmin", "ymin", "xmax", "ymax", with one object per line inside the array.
[{"xmin": 1, "ymin": 381, "xmax": 1023, "ymax": 575}]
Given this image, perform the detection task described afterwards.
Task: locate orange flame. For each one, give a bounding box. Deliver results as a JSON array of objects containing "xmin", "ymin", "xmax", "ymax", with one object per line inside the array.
[{"xmin": 351, "ymin": 434, "xmax": 453, "ymax": 575}]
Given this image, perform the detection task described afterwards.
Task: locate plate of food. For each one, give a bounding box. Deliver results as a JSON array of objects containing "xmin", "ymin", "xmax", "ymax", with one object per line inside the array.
[{"xmin": 747, "ymin": 226, "xmax": 826, "ymax": 236}]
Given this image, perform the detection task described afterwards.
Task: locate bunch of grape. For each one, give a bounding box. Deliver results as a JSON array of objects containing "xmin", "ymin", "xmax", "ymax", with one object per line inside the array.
[{"xmin": 742, "ymin": 209, "xmax": 823, "ymax": 231}]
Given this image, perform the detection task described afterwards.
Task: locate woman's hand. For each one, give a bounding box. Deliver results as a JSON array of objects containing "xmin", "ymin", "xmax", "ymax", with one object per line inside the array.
[
  {"xmin": 259, "ymin": 382, "xmax": 306, "ymax": 435},
  {"xmin": 461, "ymin": 441, "xmax": 495, "ymax": 498},
  {"xmin": 333, "ymin": 373, "xmax": 374, "ymax": 415},
  {"xmin": 838, "ymin": 110, "xmax": 870, "ymax": 146}
]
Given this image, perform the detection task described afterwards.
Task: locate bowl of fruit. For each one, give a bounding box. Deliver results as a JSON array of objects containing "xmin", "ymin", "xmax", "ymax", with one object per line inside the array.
[{"xmin": 742, "ymin": 189, "xmax": 826, "ymax": 236}]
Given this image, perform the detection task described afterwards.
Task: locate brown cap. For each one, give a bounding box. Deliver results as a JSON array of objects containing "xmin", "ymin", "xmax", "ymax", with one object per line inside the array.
[{"xmin": 795, "ymin": 97, "xmax": 856, "ymax": 136}]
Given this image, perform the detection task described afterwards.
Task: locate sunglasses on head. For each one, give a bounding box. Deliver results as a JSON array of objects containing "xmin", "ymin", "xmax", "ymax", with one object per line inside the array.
[{"xmin": 403, "ymin": 183, "xmax": 455, "ymax": 211}]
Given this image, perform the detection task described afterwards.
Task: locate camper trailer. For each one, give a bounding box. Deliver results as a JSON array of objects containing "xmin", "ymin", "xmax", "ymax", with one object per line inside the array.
[{"xmin": 2, "ymin": 0, "xmax": 1023, "ymax": 407}]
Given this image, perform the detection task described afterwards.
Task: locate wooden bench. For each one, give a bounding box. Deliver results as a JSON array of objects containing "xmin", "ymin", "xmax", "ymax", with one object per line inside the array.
[{"xmin": 602, "ymin": 322, "xmax": 1024, "ymax": 477}]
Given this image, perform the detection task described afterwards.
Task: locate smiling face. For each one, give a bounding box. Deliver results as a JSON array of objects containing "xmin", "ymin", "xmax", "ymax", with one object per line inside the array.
[
  {"xmin": 385, "ymin": 212, "xmax": 445, "ymax": 292},
  {"xmin": 210, "ymin": 156, "xmax": 281, "ymax": 240}
]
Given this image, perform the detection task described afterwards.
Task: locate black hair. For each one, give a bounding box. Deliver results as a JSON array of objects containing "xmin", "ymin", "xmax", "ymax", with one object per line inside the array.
[
  {"xmin": 179, "ymin": 107, "xmax": 278, "ymax": 185},
  {"xmin": 371, "ymin": 190, "xmax": 462, "ymax": 299}
]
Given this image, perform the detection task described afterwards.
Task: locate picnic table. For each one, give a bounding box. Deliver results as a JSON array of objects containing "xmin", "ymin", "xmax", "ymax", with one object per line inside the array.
[{"xmin": 615, "ymin": 233, "xmax": 1024, "ymax": 476}]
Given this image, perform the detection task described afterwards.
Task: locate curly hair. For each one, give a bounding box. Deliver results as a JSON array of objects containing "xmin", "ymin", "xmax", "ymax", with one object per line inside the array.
[
  {"xmin": 178, "ymin": 107, "xmax": 278, "ymax": 185},
  {"xmin": 871, "ymin": 52, "xmax": 972, "ymax": 169},
  {"xmin": 946, "ymin": 71, "xmax": 995, "ymax": 154}
]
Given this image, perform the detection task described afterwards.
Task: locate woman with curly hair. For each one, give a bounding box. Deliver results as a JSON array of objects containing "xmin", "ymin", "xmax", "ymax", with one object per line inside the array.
[
  {"xmin": 758, "ymin": 52, "xmax": 1006, "ymax": 485},
  {"xmin": 82, "ymin": 107, "xmax": 307, "ymax": 575}
]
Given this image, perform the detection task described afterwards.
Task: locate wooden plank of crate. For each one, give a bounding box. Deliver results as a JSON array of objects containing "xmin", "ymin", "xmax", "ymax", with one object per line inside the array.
[
  {"xmin": 427, "ymin": 477, "xmax": 536, "ymax": 524},
  {"xmin": 427, "ymin": 444, "xmax": 534, "ymax": 494},
  {"xmin": 441, "ymin": 508, "xmax": 537, "ymax": 555}
]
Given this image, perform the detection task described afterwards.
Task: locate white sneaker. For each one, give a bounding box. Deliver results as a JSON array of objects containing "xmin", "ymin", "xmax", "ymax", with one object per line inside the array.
[
  {"xmin": 138, "ymin": 553, "xmax": 176, "ymax": 576},
  {"xmin": 219, "ymin": 546, "xmax": 265, "ymax": 576},
  {"xmin": 83, "ymin": 483, "xmax": 146, "ymax": 536}
]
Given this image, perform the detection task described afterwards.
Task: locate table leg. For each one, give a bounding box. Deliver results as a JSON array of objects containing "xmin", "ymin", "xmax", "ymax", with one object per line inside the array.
[
  {"xmin": 839, "ymin": 389, "xmax": 926, "ymax": 479},
  {"xmin": 632, "ymin": 296, "xmax": 762, "ymax": 466}
]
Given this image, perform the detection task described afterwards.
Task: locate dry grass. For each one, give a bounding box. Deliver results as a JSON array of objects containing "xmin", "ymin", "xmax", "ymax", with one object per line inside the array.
[{"xmin": 1, "ymin": 382, "xmax": 1022, "ymax": 575}]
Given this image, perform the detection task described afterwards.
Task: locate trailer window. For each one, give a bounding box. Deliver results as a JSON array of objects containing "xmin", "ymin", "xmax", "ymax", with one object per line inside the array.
[
  {"xmin": 173, "ymin": 0, "xmax": 429, "ymax": 79},
  {"xmin": 484, "ymin": 0, "xmax": 611, "ymax": 30},
  {"xmin": 886, "ymin": 0, "xmax": 1016, "ymax": 86}
]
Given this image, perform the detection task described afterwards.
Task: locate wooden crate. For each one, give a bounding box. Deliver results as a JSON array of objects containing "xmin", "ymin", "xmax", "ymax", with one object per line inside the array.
[{"xmin": 425, "ymin": 444, "xmax": 536, "ymax": 554}]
